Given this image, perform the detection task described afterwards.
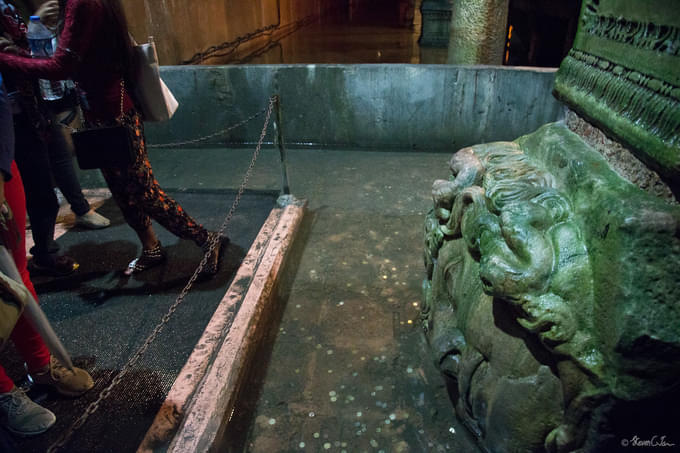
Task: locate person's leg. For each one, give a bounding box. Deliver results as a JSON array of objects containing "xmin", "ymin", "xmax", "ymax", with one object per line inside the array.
[
  {"xmin": 100, "ymin": 165, "xmax": 156, "ymax": 246},
  {"xmin": 0, "ymin": 93, "xmax": 26, "ymax": 396},
  {"xmin": 46, "ymin": 116, "xmax": 110, "ymax": 229},
  {"xmin": 0, "ymin": 162, "xmax": 56, "ymax": 437},
  {"xmin": 13, "ymin": 116, "xmax": 59, "ymax": 259},
  {"xmin": 4, "ymin": 163, "xmax": 37, "ymax": 297},
  {"xmin": 134, "ymin": 164, "xmax": 209, "ymax": 245},
  {"xmin": 129, "ymin": 118, "xmax": 225, "ymax": 275},
  {"xmin": 0, "ymin": 367, "xmax": 15, "ymax": 395},
  {"xmin": 4, "ymin": 161, "xmax": 50, "ymax": 370},
  {"xmin": 3, "ymin": 162, "xmax": 93, "ymax": 396},
  {"xmin": 101, "ymin": 164, "xmax": 165, "ymax": 274},
  {"xmin": 46, "ymin": 118, "xmax": 89, "ymax": 216},
  {"xmin": 13, "ymin": 116, "xmax": 77, "ymax": 276},
  {"xmin": 101, "ymin": 114, "xmax": 222, "ymax": 274},
  {"xmin": 123, "ymin": 115, "xmax": 208, "ymax": 245}
]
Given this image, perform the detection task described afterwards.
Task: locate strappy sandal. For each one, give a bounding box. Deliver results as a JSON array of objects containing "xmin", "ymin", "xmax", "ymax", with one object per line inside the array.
[
  {"xmin": 200, "ymin": 232, "xmax": 227, "ymax": 276},
  {"xmin": 125, "ymin": 242, "xmax": 166, "ymax": 276}
]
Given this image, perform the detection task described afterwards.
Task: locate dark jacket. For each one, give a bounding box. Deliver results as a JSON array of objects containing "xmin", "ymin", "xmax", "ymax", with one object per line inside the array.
[
  {"xmin": 0, "ymin": 0, "xmax": 49, "ymax": 135},
  {"xmin": 0, "ymin": 73, "xmax": 15, "ymax": 180}
]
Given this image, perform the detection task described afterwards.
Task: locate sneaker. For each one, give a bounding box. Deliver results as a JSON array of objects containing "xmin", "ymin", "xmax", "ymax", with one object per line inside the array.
[
  {"xmin": 0, "ymin": 387, "xmax": 56, "ymax": 436},
  {"xmin": 28, "ymin": 255, "xmax": 79, "ymax": 277},
  {"xmin": 29, "ymin": 357, "xmax": 94, "ymax": 397},
  {"xmin": 75, "ymin": 210, "xmax": 110, "ymax": 229}
]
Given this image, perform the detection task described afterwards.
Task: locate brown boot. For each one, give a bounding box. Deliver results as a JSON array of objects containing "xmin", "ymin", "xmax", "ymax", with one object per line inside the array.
[{"xmin": 30, "ymin": 356, "xmax": 94, "ymax": 397}]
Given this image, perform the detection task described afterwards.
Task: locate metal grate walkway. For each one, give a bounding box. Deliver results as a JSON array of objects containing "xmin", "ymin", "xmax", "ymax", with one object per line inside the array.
[{"xmin": 5, "ymin": 189, "xmax": 278, "ymax": 453}]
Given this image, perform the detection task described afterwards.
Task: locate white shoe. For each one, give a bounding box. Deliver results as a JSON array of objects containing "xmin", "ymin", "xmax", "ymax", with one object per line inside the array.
[
  {"xmin": 76, "ymin": 210, "xmax": 110, "ymax": 229},
  {"xmin": 0, "ymin": 387, "xmax": 56, "ymax": 436}
]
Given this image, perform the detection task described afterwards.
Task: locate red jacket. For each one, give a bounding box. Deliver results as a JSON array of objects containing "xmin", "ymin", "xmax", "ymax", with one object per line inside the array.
[{"xmin": 0, "ymin": 0, "xmax": 135, "ymax": 121}]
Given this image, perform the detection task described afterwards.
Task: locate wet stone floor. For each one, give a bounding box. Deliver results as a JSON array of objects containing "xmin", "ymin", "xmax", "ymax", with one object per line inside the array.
[
  {"xmin": 76, "ymin": 146, "xmax": 482, "ymax": 452},
  {"xmin": 153, "ymin": 147, "xmax": 483, "ymax": 453},
  {"xmin": 242, "ymin": 212, "xmax": 477, "ymax": 453}
]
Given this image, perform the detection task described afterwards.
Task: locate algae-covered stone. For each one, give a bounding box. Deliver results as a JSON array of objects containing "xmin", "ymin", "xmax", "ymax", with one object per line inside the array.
[
  {"xmin": 553, "ymin": 0, "xmax": 680, "ymax": 189},
  {"xmin": 423, "ymin": 123, "xmax": 680, "ymax": 452}
]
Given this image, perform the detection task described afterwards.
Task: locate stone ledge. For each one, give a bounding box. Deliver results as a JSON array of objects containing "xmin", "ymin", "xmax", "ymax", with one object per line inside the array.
[{"xmin": 136, "ymin": 195, "xmax": 307, "ymax": 453}]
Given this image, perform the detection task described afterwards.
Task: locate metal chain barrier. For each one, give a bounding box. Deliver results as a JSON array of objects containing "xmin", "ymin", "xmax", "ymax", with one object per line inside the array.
[
  {"xmin": 182, "ymin": 23, "xmax": 279, "ymax": 65},
  {"xmin": 47, "ymin": 95, "xmax": 278, "ymax": 453},
  {"xmin": 147, "ymin": 106, "xmax": 266, "ymax": 148},
  {"xmin": 228, "ymin": 15, "xmax": 317, "ymax": 64},
  {"xmin": 182, "ymin": 12, "xmax": 318, "ymax": 65}
]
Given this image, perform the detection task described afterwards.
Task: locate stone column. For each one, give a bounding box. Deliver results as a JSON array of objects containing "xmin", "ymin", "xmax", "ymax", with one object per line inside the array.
[
  {"xmin": 419, "ymin": 0, "xmax": 453, "ymax": 48},
  {"xmin": 447, "ymin": 0, "xmax": 509, "ymax": 64}
]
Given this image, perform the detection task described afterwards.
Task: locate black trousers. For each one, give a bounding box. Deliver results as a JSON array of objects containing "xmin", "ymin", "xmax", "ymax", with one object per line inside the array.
[{"xmin": 12, "ymin": 112, "xmax": 60, "ymax": 260}]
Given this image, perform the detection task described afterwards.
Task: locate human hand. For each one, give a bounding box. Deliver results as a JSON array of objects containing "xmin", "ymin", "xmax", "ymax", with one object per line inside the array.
[
  {"xmin": 35, "ymin": 0, "xmax": 60, "ymax": 29},
  {"xmin": 0, "ymin": 35, "xmax": 20, "ymax": 55}
]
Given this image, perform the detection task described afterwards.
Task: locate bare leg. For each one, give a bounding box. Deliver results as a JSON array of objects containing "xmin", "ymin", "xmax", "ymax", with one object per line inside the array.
[{"xmin": 136, "ymin": 224, "xmax": 159, "ymax": 251}]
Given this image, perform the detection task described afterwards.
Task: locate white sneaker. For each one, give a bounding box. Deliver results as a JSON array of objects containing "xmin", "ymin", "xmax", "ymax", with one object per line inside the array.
[
  {"xmin": 76, "ymin": 210, "xmax": 110, "ymax": 229},
  {"xmin": 0, "ymin": 387, "xmax": 56, "ymax": 436}
]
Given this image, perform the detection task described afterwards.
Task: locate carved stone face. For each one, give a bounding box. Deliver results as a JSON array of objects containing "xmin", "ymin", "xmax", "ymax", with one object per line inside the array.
[
  {"xmin": 425, "ymin": 223, "xmax": 565, "ymax": 452},
  {"xmin": 423, "ymin": 126, "xmax": 680, "ymax": 452},
  {"xmin": 423, "ymin": 141, "xmax": 600, "ymax": 451}
]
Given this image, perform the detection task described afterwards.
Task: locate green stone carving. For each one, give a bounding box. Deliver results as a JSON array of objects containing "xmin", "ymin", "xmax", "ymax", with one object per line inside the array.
[
  {"xmin": 554, "ymin": 0, "xmax": 680, "ymax": 188},
  {"xmin": 423, "ymin": 123, "xmax": 680, "ymax": 452}
]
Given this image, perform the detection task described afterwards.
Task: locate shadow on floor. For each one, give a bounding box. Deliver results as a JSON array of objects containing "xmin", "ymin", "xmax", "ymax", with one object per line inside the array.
[{"xmin": 4, "ymin": 189, "xmax": 278, "ymax": 453}]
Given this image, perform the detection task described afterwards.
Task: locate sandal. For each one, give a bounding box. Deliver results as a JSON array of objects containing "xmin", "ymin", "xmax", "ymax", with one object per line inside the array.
[
  {"xmin": 125, "ymin": 242, "xmax": 166, "ymax": 276},
  {"xmin": 200, "ymin": 232, "xmax": 227, "ymax": 276}
]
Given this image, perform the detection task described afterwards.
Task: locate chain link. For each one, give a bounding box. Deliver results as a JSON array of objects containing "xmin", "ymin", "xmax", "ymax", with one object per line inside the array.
[
  {"xmin": 147, "ymin": 107, "xmax": 266, "ymax": 148},
  {"xmin": 46, "ymin": 95, "xmax": 278, "ymax": 453},
  {"xmin": 181, "ymin": 12, "xmax": 315, "ymax": 65},
  {"xmin": 63, "ymin": 85, "xmax": 264, "ymax": 142},
  {"xmin": 119, "ymin": 79, "xmax": 125, "ymax": 121},
  {"xmin": 182, "ymin": 24, "xmax": 278, "ymax": 65},
  {"xmin": 62, "ymin": 79, "xmax": 127, "ymax": 133}
]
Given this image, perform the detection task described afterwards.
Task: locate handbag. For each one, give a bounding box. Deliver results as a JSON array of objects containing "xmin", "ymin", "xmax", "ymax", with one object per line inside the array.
[
  {"xmin": 71, "ymin": 80, "xmax": 136, "ymax": 170},
  {"xmin": 133, "ymin": 36, "xmax": 179, "ymax": 122}
]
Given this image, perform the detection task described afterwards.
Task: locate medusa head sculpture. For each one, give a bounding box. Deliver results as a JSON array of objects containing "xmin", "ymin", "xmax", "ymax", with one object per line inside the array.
[
  {"xmin": 422, "ymin": 134, "xmax": 680, "ymax": 452},
  {"xmin": 423, "ymin": 141, "xmax": 600, "ymax": 452}
]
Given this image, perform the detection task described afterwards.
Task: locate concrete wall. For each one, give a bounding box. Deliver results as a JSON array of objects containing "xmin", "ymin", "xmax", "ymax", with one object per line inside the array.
[
  {"xmin": 145, "ymin": 65, "xmax": 564, "ymax": 151},
  {"xmin": 122, "ymin": 0, "xmax": 327, "ymax": 65}
]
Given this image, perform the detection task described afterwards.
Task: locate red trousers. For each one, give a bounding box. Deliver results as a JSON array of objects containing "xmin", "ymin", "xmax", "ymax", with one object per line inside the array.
[{"xmin": 0, "ymin": 161, "xmax": 50, "ymax": 393}]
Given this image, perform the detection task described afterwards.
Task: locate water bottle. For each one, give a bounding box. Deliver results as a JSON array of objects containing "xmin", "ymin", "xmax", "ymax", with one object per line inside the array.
[{"xmin": 26, "ymin": 15, "xmax": 65, "ymax": 101}]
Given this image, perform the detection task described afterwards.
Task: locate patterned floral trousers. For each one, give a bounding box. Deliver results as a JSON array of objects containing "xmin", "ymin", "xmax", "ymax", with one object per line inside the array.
[{"xmin": 100, "ymin": 112, "xmax": 208, "ymax": 247}]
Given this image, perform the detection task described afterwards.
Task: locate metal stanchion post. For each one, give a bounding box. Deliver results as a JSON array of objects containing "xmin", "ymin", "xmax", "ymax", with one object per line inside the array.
[{"xmin": 274, "ymin": 95, "xmax": 291, "ymax": 195}]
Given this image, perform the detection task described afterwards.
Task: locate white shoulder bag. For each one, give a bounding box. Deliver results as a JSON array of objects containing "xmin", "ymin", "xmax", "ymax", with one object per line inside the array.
[{"xmin": 132, "ymin": 36, "xmax": 179, "ymax": 122}]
